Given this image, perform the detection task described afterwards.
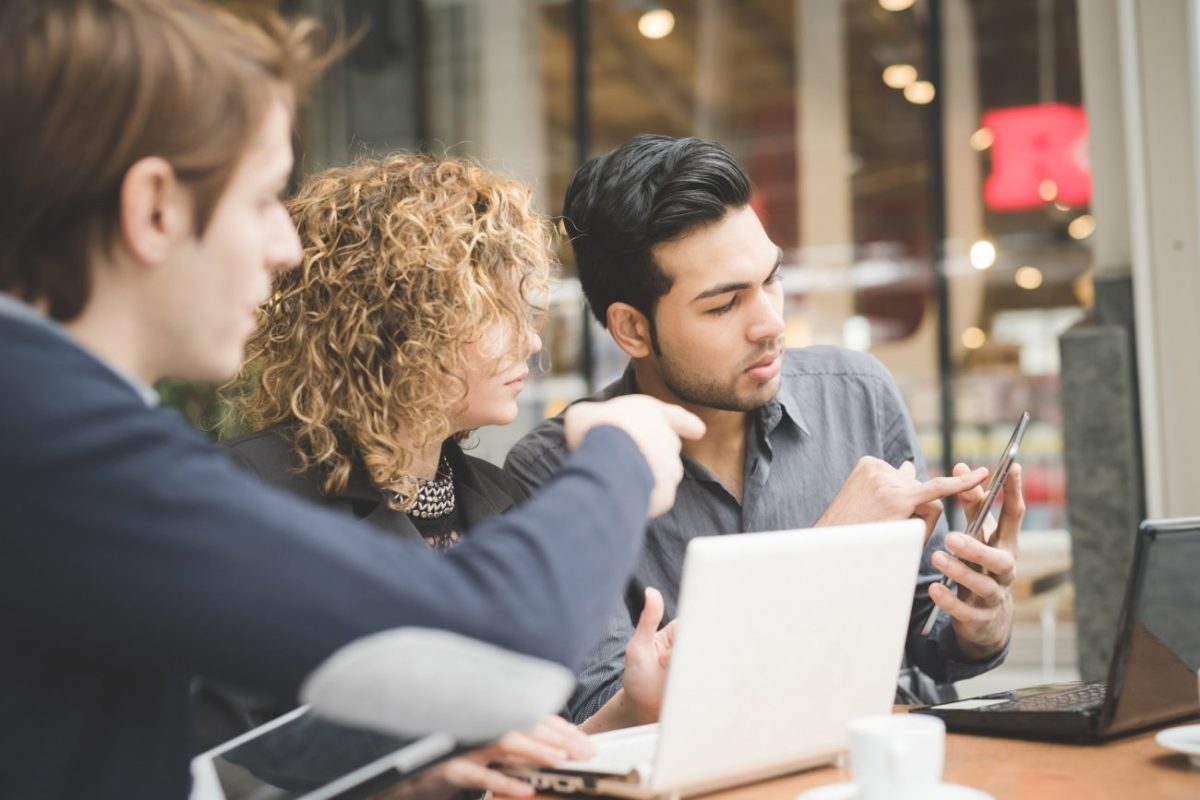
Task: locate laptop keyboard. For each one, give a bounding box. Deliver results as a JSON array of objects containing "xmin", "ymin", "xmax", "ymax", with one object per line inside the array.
[{"xmin": 979, "ymin": 682, "xmax": 1107, "ymax": 713}]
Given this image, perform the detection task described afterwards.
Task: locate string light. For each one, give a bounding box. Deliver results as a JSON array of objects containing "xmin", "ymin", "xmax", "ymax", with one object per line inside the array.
[
  {"xmin": 638, "ymin": 8, "xmax": 675, "ymax": 39},
  {"xmin": 904, "ymin": 80, "xmax": 936, "ymax": 105},
  {"xmin": 883, "ymin": 64, "xmax": 918, "ymax": 89},
  {"xmin": 1015, "ymin": 266, "xmax": 1044, "ymax": 290},
  {"xmin": 970, "ymin": 240, "xmax": 997, "ymax": 270},
  {"xmin": 962, "ymin": 327, "xmax": 987, "ymax": 350},
  {"xmin": 969, "ymin": 128, "xmax": 994, "ymax": 151},
  {"xmin": 1068, "ymin": 214, "xmax": 1096, "ymax": 240}
]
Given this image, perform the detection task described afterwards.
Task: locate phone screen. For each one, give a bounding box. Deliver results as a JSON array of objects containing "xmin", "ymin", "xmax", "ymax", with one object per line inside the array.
[{"xmin": 963, "ymin": 411, "xmax": 1030, "ymax": 544}]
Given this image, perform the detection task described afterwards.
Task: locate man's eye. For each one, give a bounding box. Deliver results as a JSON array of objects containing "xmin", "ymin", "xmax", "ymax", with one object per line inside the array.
[
  {"xmin": 765, "ymin": 271, "xmax": 782, "ymax": 285},
  {"xmin": 708, "ymin": 297, "xmax": 737, "ymax": 316}
]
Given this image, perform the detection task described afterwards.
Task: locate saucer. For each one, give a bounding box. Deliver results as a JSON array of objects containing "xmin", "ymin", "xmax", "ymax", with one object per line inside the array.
[
  {"xmin": 1156, "ymin": 723, "xmax": 1200, "ymax": 767},
  {"xmin": 796, "ymin": 781, "xmax": 994, "ymax": 800}
]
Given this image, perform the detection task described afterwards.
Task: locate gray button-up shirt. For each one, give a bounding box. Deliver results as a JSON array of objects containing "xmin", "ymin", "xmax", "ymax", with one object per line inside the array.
[{"xmin": 505, "ymin": 345, "xmax": 1007, "ymax": 722}]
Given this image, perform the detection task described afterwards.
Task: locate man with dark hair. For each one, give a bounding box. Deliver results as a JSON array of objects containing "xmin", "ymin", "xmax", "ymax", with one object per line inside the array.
[
  {"xmin": 0, "ymin": 5, "xmax": 701, "ymax": 798},
  {"xmin": 506, "ymin": 134, "xmax": 1025, "ymax": 725}
]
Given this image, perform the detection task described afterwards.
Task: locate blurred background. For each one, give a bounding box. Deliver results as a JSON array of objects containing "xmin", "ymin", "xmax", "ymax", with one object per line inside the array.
[{"xmin": 176, "ymin": 0, "xmax": 1200, "ymax": 701}]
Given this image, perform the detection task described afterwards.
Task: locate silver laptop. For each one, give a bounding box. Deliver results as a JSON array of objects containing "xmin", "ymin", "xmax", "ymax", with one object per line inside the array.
[{"xmin": 506, "ymin": 520, "xmax": 926, "ymax": 799}]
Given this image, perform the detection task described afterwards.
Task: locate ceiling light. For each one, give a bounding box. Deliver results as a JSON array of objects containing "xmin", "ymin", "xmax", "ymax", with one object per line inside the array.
[
  {"xmin": 882, "ymin": 64, "xmax": 918, "ymax": 89},
  {"xmin": 962, "ymin": 327, "xmax": 987, "ymax": 350},
  {"xmin": 1015, "ymin": 266, "xmax": 1044, "ymax": 290},
  {"xmin": 969, "ymin": 240, "xmax": 996, "ymax": 270},
  {"xmin": 879, "ymin": 0, "xmax": 916, "ymax": 11},
  {"xmin": 904, "ymin": 80, "xmax": 936, "ymax": 105},
  {"xmin": 1068, "ymin": 214, "xmax": 1096, "ymax": 240},
  {"xmin": 969, "ymin": 127, "xmax": 994, "ymax": 151},
  {"xmin": 638, "ymin": 8, "xmax": 675, "ymax": 39}
]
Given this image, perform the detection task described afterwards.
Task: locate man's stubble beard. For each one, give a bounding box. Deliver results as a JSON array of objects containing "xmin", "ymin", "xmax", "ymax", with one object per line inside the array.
[{"xmin": 653, "ymin": 343, "xmax": 783, "ymax": 413}]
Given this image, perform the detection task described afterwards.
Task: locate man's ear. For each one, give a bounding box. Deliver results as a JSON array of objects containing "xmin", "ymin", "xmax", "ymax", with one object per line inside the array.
[
  {"xmin": 118, "ymin": 156, "xmax": 191, "ymax": 267},
  {"xmin": 607, "ymin": 302, "xmax": 654, "ymax": 359}
]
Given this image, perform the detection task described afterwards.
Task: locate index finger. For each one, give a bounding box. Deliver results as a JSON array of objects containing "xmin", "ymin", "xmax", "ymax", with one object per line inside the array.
[
  {"xmin": 909, "ymin": 468, "xmax": 988, "ymax": 505},
  {"xmin": 661, "ymin": 403, "xmax": 706, "ymax": 440}
]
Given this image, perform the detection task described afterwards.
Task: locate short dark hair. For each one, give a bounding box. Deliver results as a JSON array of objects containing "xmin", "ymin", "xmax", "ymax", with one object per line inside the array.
[{"xmin": 562, "ymin": 135, "xmax": 751, "ymax": 329}]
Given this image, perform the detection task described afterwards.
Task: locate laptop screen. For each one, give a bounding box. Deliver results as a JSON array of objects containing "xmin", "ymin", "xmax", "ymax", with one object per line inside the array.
[{"xmin": 1105, "ymin": 519, "xmax": 1200, "ymax": 734}]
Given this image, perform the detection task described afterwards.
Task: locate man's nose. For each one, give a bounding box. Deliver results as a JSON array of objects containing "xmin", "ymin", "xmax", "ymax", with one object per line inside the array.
[{"xmin": 746, "ymin": 288, "xmax": 785, "ymax": 343}]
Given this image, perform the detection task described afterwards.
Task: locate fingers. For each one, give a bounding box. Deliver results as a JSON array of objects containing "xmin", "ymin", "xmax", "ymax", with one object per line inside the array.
[
  {"xmin": 944, "ymin": 533, "xmax": 1016, "ymax": 585},
  {"xmin": 912, "ymin": 497, "xmax": 944, "ymax": 539},
  {"xmin": 440, "ymin": 757, "xmax": 535, "ymax": 797},
  {"xmin": 953, "ymin": 462, "xmax": 987, "ymax": 507},
  {"xmin": 492, "ymin": 730, "xmax": 570, "ymax": 766},
  {"xmin": 656, "ymin": 619, "xmax": 677, "ymax": 669},
  {"xmin": 522, "ymin": 715, "xmax": 595, "ymax": 761},
  {"xmin": 898, "ymin": 461, "xmax": 917, "ymax": 479},
  {"xmin": 910, "ymin": 467, "xmax": 988, "ymax": 505},
  {"xmin": 631, "ymin": 587, "xmax": 665, "ymax": 647},
  {"xmin": 931, "ymin": 550, "xmax": 1005, "ymax": 604},
  {"xmin": 992, "ymin": 463, "xmax": 1025, "ymax": 556},
  {"xmin": 660, "ymin": 403, "xmax": 706, "ymax": 440},
  {"xmin": 928, "ymin": 581, "xmax": 984, "ymax": 625}
]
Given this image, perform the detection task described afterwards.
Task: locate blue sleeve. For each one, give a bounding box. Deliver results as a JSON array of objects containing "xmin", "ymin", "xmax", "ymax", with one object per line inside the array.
[{"xmin": 0, "ymin": 344, "xmax": 654, "ymax": 699}]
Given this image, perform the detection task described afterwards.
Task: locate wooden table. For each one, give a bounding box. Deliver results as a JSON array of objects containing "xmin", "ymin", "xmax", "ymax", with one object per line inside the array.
[{"xmin": 703, "ymin": 725, "xmax": 1199, "ymax": 800}]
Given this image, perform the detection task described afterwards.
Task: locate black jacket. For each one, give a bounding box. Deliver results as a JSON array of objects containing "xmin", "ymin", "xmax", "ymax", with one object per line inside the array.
[
  {"xmin": 226, "ymin": 426, "xmax": 529, "ymax": 542},
  {"xmin": 0, "ymin": 302, "xmax": 653, "ymax": 800},
  {"xmin": 193, "ymin": 427, "xmax": 532, "ymax": 753}
]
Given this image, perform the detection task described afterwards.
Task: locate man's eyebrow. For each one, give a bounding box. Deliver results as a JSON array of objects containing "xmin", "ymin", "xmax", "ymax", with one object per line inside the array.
[{"xmin": 690, "ymin": 247, "xmax": 784, "ymax": 303}]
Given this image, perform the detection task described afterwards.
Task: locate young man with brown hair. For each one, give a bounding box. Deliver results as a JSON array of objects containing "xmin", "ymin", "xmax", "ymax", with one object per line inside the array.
[{"xmin": 0, "ymin": 3, "xmax": 701, "ymax": 797}]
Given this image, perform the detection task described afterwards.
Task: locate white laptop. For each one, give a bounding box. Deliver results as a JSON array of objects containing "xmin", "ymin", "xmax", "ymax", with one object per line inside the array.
[{"xmin": 506, "ymin": 520, "xmax": 926, "ymax": 799}]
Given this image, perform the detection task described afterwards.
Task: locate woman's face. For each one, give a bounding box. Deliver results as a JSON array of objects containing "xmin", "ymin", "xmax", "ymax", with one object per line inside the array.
[{"xmin": 450, "ymin": 318, "xmax": 542, "ymax": 433}]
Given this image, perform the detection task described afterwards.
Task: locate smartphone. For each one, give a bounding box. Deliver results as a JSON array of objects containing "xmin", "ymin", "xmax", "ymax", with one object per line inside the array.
[
  {"xmin": 919, "ymin": 411, "xmax": 1030, "ymax": 636},
  {"xmin": 963, "ymin": 411, "xmax": 1030, "ymax": 544}
]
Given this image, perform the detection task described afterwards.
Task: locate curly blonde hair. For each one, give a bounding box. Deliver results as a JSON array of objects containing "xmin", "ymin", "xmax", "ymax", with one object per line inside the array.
[{"xmin": 231, "ymin": 153, "xmax": 554, "ymax": 509}]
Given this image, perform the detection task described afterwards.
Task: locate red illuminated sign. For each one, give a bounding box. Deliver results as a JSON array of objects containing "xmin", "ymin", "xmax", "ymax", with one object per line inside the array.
[{"xmin": 983, "ymin": 103, "xmax": 1090, "ymax": 212}]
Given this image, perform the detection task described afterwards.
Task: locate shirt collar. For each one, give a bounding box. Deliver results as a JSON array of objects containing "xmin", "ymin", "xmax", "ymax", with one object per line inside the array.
[
  {"xmin": 769, "ymin": 372, "xmax": 809, "ymax": 436},
  {"xmin": 0, "ymin": 292, "xmax": 160, "ymax": 408}
]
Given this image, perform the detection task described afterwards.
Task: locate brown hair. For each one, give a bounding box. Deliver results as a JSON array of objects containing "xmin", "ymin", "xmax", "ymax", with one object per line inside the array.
[
  {"xmin": 231, "ymin": 154, "xmax": 554, "ymax": 509},
  {"xmin": 0, "ymin": 0, "xmax": 325, "ymax": 321}
]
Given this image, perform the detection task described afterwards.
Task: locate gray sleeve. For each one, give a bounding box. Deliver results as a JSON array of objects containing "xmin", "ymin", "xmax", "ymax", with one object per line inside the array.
[
  {"xmin": 871, "ymin": 357, "xmax": 1009, "ymax": 683},
  {"xmin": 564, "ymin": 596, "xmax": 634, "ymax": 723}
]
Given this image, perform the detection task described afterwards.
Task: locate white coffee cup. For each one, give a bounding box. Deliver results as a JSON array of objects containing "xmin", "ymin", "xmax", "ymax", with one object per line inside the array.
[{"xmin": 848, "ymin": 713, "xmax": 946, "ymax": 800}]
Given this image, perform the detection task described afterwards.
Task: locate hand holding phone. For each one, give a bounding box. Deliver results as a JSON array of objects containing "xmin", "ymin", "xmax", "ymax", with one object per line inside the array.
[{"xmin": 919, "ymin": 412, "xmax": 1030, "ymax": 636}]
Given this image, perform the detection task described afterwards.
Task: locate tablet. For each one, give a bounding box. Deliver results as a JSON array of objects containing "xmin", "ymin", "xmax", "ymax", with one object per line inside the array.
[{"xmin": 190, "ymin": 705, "xmax": 459, "ymax": 800}]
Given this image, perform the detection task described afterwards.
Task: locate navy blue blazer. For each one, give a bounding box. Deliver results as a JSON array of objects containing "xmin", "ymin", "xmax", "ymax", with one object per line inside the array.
[{"xmin": 0, "ymin": 306, "xmax": 652, "ymax": 800}]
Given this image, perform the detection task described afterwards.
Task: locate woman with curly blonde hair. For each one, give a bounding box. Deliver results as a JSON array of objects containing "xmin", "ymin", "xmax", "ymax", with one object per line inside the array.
[
  {"xmin": 198, "ymin": 153, "xmax": 573, "ymax": 798},
  {"xmin": 230, "ymin": 152, "xmax": 549, "ymax": 542}
]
